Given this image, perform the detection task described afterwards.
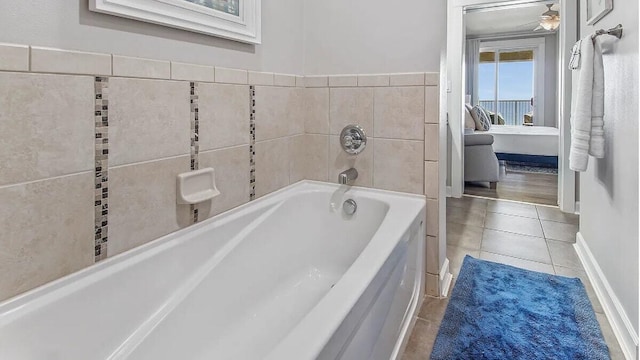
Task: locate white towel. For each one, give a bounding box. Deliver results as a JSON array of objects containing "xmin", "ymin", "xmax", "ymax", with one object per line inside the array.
[
  {"xmin": 569, "ymin": 36, "xmax": 606, "ymax": 172},
  {"xmin": 589, "ymin": 37, "xmax": 605, "ymax": 158}
]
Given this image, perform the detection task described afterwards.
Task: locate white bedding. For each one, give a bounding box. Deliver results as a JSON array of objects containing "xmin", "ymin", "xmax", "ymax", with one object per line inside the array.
[{"xmin": 479, "ymin": 125, "xmax": 559, "ymax": 156}]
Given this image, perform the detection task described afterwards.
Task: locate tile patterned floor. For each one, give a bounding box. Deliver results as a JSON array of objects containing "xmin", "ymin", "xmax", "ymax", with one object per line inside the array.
[{"xmin": 402, "ymin": 196, "xmax": 626, "ymax": 360}]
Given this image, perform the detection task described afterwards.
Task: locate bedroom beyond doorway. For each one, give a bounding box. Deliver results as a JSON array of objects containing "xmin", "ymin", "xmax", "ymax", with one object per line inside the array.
[{"xmin": 462, "ymin": 2, "xmax": 560, "ymax": 206}]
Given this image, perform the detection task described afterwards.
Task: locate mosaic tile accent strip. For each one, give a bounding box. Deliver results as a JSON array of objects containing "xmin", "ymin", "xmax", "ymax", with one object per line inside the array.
[
  {"xmin": 94, "ymin": 77, "xmax": 109, "ymax": 262},
  {"xmin": 249, "ymin": 85, "xmax": 256, "ymax": 201},
  {"xmin": 190, "ymin": 81, "xmax": 200, "ymax": 223}
]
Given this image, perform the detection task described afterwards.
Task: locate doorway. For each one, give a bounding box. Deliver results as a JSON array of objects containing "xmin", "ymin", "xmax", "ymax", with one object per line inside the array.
[{"xmin": 446, "ymin": 0, "xmax": 577, "ymax": 210}]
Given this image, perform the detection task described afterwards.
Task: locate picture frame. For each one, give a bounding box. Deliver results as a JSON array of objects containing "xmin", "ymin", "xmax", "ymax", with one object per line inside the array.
[
  {"xmin": 89, "ymin": 0, "xmax": 261, "ymax": 44},
  {"xmin": 586, "ymin": 0, "xmax": 613, "ymax": 25}
]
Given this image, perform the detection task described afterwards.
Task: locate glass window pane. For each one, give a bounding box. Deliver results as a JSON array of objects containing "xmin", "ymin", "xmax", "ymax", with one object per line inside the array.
[
  {"xmin": 496, "ymin": 51, "xmax": 534, "ymax": 125},
  {"xmin": 478, "ymin": 51, "xmax": 496, "ymax": 112}
]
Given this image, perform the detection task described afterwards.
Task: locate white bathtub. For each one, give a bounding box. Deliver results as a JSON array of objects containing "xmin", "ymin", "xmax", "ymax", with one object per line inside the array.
[{"xmin": 0, "ymin": 181, "xmax": 426, "ymax": 360}]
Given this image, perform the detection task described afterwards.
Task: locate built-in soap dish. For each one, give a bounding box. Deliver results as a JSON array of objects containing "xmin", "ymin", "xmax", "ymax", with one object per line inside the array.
[{"xmin": 176, "ymin": 168, "xmax": 220, "ymax": 205}]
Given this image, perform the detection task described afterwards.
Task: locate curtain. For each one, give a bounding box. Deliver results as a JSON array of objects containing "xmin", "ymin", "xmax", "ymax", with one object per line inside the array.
[{"xmin": 465, "ymin": 39, "xmax": 481, "ymax": 105}]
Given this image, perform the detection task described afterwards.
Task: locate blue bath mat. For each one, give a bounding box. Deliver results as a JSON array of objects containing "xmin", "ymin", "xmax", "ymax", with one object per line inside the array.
[{"xmin": 431, "ymin": 256, "xmax": 609, "ymax": 360}]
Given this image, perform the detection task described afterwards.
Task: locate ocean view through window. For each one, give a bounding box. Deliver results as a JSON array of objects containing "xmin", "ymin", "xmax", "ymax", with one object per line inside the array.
[{"xmin": 478, "ymin": 49, "xmax": 534, "ymax": 125}]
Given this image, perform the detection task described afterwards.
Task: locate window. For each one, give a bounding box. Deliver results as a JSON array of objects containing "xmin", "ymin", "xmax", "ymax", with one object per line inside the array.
[{"xmin": 478, "ymin": 49, "xmax": 535, "ymax": 125}]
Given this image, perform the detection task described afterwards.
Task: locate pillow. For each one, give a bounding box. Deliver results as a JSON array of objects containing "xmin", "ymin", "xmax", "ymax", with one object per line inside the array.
[
  {"xmin": 471, "ymin": 105, "xmax": 492, "ymax": 131},
  {"xmin": 487, "ymin": 111, "xmax": 505, "ymax": 125},
  {"xmin": 464, "ymin": 106, "xmax": 476, "ymax": 130},
  {"xmin": 465, "ymin": 103, "xmax": 477, "ymax": 121}
]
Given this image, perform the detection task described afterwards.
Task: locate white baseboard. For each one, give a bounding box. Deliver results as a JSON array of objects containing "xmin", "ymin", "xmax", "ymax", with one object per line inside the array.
[
  {"xmin": 439, "ymin": 257, "xmax": 453, "ymax": 298},
  {"xmin": 446, "ymin": 186, "xmax": 452, "ymax": 197},
  {"xmin": 574, "ymin": 232, "xmax": 639, "ymax": 360}
]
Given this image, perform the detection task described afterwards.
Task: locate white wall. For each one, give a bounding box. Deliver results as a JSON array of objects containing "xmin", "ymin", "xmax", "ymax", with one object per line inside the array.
[
  {"xmin": 543, "ymin": 33, "xmax": 557, "ymax": 127},
  {"xmin": 0, "ymin": 1, "xmax": 304, "ymax": 73},
  {"xmin": 303, "ymin": 0, "xmax": 447, "ymax": 75},
  {"xmin": 578, "ymin": 0, "xmax": 639, "ymax": 335}
]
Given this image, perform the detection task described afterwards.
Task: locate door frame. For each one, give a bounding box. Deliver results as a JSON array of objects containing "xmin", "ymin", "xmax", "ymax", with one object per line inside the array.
[
  {"xmin": 446, "ymin": 0, "xmax": 577, "ymax": 213},
  {"xmin": 557, "ymin": 0, "xmax": 578, "ymax": 213}
]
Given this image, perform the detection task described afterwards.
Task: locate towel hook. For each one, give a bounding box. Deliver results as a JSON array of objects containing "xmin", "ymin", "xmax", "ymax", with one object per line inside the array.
[{"xmin": 592, "ymin": 24, "xmax": 623, "ymax": 40}]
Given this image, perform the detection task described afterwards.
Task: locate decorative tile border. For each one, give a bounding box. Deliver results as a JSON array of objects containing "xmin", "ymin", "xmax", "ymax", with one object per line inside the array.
[
  {"xmin": 190, "ymin": 81, "xmax": 200, "ymax": 223},
  {"xmin": 0, "ymin": 41, "xmax": 439, "ymax": 87},
  {"xmin": 94, "ymin": 76, "xmax": 109, "ymax": 262},
  {"xmin": 249, "ymin": 85, "xmax": 256, "ymax": 201}
]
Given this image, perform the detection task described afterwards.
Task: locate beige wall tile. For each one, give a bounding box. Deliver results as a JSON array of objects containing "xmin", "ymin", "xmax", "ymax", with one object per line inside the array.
[
  {"xmin": 373, "ymin": 86, "xmax": 425, "ymax": 140},
  {"xmin": 305, "ymin": 75, "xmax": 328, "ymax": 88},
  {"xmin": 255, "ymin": 86, "xmax": 290, "ymax": 140},
  {"xmin": 373, "ymin": 139, "xmax": 424, "ymax": 194},
  {"xmin": 329, "ymin": 75, "xmax": 357, "ymax": 87},
  {"xmin": 426, "ymin": 235, "xmax": 439, "ymax": 274},
  {"xmin": 290, "ymin": 134, "xmax": 329, "ymax": 182},
  {"xmin": 255, "ymin": 137, "xmax": 291, "ymax": 197},
  {"xmin": 425, "ymin": 73, "xmax": 439, "ymax": 86},
  {"xmin": 424, "ymin": 124, "xmax": 439, "ymax": 161},
  {"xmin": 198, "ymin": 83, "xmax": 250, "ymax": 151},
  {"xmin": 0, "ymin": 173, "xmax": 94, "ymax": 301},
  {"xmin": 215, "ymin": 67, "xmax": 248, "ymax": 84},
  {"xmin": 109, "ymin": 78, "xmax": 190, "ymax": 166},
  {"xmin": 274, "ymin": 73, "xmax": 296, "ymax": 87},
  {"xmin": 426, "ymin": 198, "xmax": 439, "ymax": 237},
  {"xmin": 109, "ymin": 156, "xmax": 192, "ymax": 256},
  {"xmin": 389, "ymin": 72, "xmax": 425, "ymax": 86},
  {"xmin": 112, "ymin": 55, "xmax": 170, "ymax": 79},
  {"xmin": 0, "ymin": 43, "xmax": 29, "ymax": 71},
  {"xmin": 424, "ymin": 161, "xmax": 439, "ymax": 199},
  {"xmin": 198, "ymin": 145, "xmax": 250, "ymax": 219},
  {"xmin": 0, "ymin": 73, "xmax": 94, "ymax": 186},
  {"xmin": 171, "ymin": 62, "xmax": 215, "ymax": 82},
  {"xmin": 255, "ymin": 86, "xmax": 304, "ymax": 141},
  {"xmin": 425, "ymin": 85, "xmax": 440, "ymax": 123},
  {"xmin": 304, "ymin": 88, "xmax": 329, "ymax": 134},
  {"xmin": 329, "ymin": 87, "xmax": 374, "ymax": 135},
  {"xmin": 248, "ymin": 71, "xmax": 274, "ymax": 86},
  {"xmin": 289, "ymin": 88, "xmax": 305, "ymax": 135},
  {"xmin": 357, "ymin": 74, "xmax": 390, "ymax": 87},
  {"xmin": 329, "ymin": 136, "xmax": 373, "ymax": 187},
  {"xmin": 31, "ymin": 46, "xmax": 111, "ymax": 75},
  {"xmin": 425, "ymin": 273, "xmax": 439, "ymax": 297}
]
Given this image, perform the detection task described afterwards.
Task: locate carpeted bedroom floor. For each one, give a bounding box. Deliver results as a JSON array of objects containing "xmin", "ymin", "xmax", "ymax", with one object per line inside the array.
[{"xmin": 401, "ymin": 196, "xmax": 625, "ymax": 360}]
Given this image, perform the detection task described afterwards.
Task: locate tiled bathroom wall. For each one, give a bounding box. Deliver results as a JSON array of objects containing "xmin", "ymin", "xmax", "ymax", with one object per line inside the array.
[
  {"xmin": 0, "ymin": 44, "xmax": 304, "ymax": 301},
  {"xmin": 301, "ymin": 73, "xmax": 441, "ymax": 295},
  {"xmin": 0, "ymin": 43, "xmax": 442, "ymax": 301}
]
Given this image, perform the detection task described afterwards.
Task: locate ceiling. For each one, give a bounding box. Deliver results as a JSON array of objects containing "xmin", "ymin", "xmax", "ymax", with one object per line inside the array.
[{"xmin": 465, "ymin": 2, "xmax": 559, "ymax": 37}]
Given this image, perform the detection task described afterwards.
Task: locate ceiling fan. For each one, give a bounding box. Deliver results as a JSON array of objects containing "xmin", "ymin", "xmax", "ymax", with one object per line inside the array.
[{"xmin": 533, "ymin": 4, "xmax": 560, "ymax": 31}]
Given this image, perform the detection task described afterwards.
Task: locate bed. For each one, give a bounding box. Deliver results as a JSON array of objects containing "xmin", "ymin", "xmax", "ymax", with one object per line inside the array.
[
  {"xmin": 478, "ymin": 125, "xmax": 559, "ymax": 167},
  {"xmin": 485, "ymin": 125, "xmax": 559, "ymax": 156}
]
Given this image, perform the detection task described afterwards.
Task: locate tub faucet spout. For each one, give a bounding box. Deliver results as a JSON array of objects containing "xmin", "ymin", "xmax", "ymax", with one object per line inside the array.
[{"xmin": 339, "ymin": 168, "xmax": 358, "ymax": 185}]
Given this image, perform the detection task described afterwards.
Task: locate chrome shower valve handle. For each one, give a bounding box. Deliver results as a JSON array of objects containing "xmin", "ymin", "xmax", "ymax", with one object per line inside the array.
[{"xmin": 340, "ymin": 125, "xmax": 367, "ymax": 155}]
